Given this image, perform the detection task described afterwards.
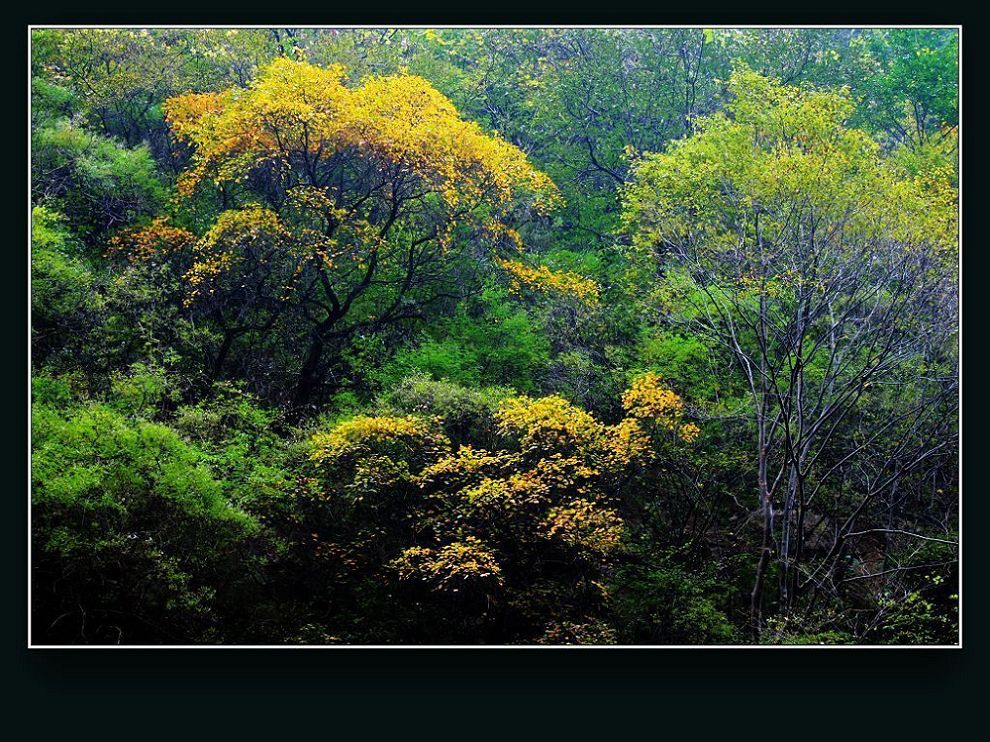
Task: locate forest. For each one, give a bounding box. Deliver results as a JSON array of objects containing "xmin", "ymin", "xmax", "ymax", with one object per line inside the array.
[{"xmin": 29, "ymin": 27, "xmax": 959, "ymax": 645}]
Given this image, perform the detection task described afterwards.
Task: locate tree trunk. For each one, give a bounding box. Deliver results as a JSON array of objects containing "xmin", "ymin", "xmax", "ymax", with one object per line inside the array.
[
  {"xmin": 751, "ymin": 505, "xmax": 772, "ymax": 641},
  {"xmin": 211, "ymin": 330, "xmax": 237, "ymax": 381},
  {"xmin": 293, "ymin": 333, "xmax": 325, "ymax": 410}
]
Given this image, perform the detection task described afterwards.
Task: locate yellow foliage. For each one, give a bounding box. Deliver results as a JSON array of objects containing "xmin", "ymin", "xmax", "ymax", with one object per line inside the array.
[
  {"xmin": 310, "ymin": 415, "xmax": 449, "ymax": 468},
  {"xmin": 185, "ymin": 206, "xmax": 291, "ymax": 303},
  {"xmin": 463, "ymin": 455, "xmax": 599, "ymax": 512},
  {"xmin": 392, "ymin": 536, "xmax": 504, "ymax": 592},
  {"xmin": 622, "ymin": 371, "xmax": 684, "ymax": 422},
  {"xmin": 198, "ymin": 206, "xmax": 288, "ymax": 252},
  {"xmin": 496, "ymin": 257, "xmax": 600, "ymax": 304},
  {"xmin": 308, "ymin": 378, "xmax": 700, "ymax": 596},
  {"xmin": 496, "ymin": 394, "xmax": 604, "ymax": 454},
  {"xmin": 109, "ymin": 208, "xmax": 294, "ymax": 307},
  {"xmin": 497, "ymin": 376, "xmax": 699, "ymax": 465},
  {"xmin": 418, "ymin": 445, "xmax": 521, "ymax": 488},
  {"xmin": 537, "ymin": 619, "xmax": 618, "ymax": 645},
  {"xmin": 542, "ymin": 498, "xmax": 624, "ymax": 555},
  {"xmin": 602, "ymin": 418, "xmax": 651, "ymax": 468},
  {"xmin": 621, "ymin": 372, "xmax": 699, "ymax": 442},
  {"xmin": 623, "ymin": 68, "xmax": 958, "ymax": 272},
  {"xmin": 108, "ymin": 218, "xmax": 195, "ymax": 262},
  {"xmin": 165, "ymin": 57, "xmax": 561, "ymax": 212},
  {"xmin": 679, "ymin": 422, "xmax": 701, "ymax": 444}
]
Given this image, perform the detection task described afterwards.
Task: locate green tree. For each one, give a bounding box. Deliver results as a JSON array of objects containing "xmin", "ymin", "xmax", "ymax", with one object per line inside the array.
[{"xmin": 623, "ymin": 68, "xmax": 957, "ymax": 635}]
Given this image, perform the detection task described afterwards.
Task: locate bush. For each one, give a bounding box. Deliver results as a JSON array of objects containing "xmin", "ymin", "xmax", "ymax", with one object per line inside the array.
[
  {"xmin": 32, "ymin": 120, "xmax": 164, "ymax": 241},
  {"xmin": 871, "ymin": 571, "xmax": 959, "ymax": 645},
  {"xmin": 31, "ymin": 78, "xmax": 78, "ymax": 124},
  {"xmin": 379, "ymin": 288, "xmax": 551, "ymax": 393},
  {"xmin": 635, "ymin": 329, "xmax": 723, "ymax": 402},
  {"xmin": 377, "ymin": 373, "xmax": 512, "ymax": 446},
  {"xmin": 32, "ymin": 399, "xmax": 260, "ymax": 643},
  {"xmin": 611, "ymin": 562, "xmax": 737, "ymax": 644},
  {"xmin": 109, "ymin": 361, "xmax": 179, "ymax": 417},
  {"xmin": 31, "ymin": 207, "xmax": 98, "ymax": 364}
]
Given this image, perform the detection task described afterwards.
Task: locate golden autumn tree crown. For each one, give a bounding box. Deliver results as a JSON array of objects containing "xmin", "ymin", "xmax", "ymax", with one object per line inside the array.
[{"xmin": 165, "ymin": 57, "xmax": 561, "ymax": 213}]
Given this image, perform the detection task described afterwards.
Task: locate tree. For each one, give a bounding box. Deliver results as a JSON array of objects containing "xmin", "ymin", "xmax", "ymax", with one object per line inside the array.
[
  {"xmin": 29, "ymin": 29, "xmax": 960, "ymax": 646},
  {"xmin": 623, "ymin": 68, "xmax": 957, "ymax": 636},
  {"xmin": 32, "ymin": 28, "xmax": 288, "ymax": 163},
  {"xmin": 31, "ymin": 207, "xmax": 98, "ymax": 365},
  {"xmin": 856, "ymin": 29, "xmax": 959, "ymax": 148},
  {"xmin": 152, "ymin": 58, "xmax": 559, "ymax": 409}
]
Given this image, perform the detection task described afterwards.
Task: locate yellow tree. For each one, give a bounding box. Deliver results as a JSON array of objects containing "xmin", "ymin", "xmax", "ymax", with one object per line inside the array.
[
  {"xmin": 304, "ymin": 373, "xmax": 699, "ymax": 642},
  {"xmin": 159, "ymin": 58, "xmax": 560, "ymax": 406}
]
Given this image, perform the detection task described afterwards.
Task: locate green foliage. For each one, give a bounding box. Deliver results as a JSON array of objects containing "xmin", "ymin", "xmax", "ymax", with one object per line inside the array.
[
  {"xmin": 32, "ymin": 373, "xmax": 79, "ymax": 410},
  {"xmin": 873, "ymin": 576, "xmax": 959, "ymax": 645},
  {"xmin": 173, "ymin": 383, "xmax": 292, "ymax": 524},
  {"xmin": 611, "ymin": 561, "xmax": 737, "ymax": 644},
  {"xmin": 377, "ymin": 373, "xmax": 512, "ymax": 446},
  {"xmin": 31, "ymin": 207, "xmax": 98, "ymax": 364},
  {"xmin": 32, "ymin": 208, "xmax": 93, "ymax": 315},
  {"xmin": 379, "ymin": 288, "xmax": 551, "ymax": 393},
  {"xmin": 32, "ymin": 396, "xmax": 259, "ymax": 643},
  {"xmin": 857, "ymin": 29, "xmax": 958, "ymax": 144},
  {"xmin": 635, "ymin": 330, "xmax": 717, "ymax": 401},
  {"xmin": 31, "ymin": 78, "xmax": 78, "ymax": 124},
  {"xmin": 109, "ymin": 362, "xmax": 179, "ymax": 416},
  {"xmin": 32, "ymin": 120, "xmax": 164, "ymax": 242}
]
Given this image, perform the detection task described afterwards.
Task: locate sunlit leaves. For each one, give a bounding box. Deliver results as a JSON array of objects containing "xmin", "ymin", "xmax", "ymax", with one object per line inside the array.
[
  {"xmin": 304, "ymin": 375, "xmax": 700, "ymax": 627},
  {"xmin": 165, "ymin": 57, "xmax": 560, "ymax": 212},
  {"xmin": 623, "ymin": 67, "xmax": 959, "ymax": 276},
  {"xmin": 392, "ymin": 536, "xmax": 504, "ymax": 592},
  {"xmin": 496, "ymin": 257, "xmax": 601, "ymax": 304}
]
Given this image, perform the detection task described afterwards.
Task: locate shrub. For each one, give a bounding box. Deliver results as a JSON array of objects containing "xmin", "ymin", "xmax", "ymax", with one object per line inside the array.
[
  {"xmin": 32, "ymin": 120, "xmax": 164, "ymax": 241},
  {"xmin": 611, "ymin": 562, "xmax": 736, "ymax": 644},
  {"xmin": 378, "ymin": 373, "xmax": 512, "ymax": 446},
  {"xmin": 379, "ymin": 288, "xmax": 551, "ymax": 393},
  {"xmin": 31, "ymin": 207, "xmax": 98, "ymax": 363},
  {"xmin": 32, "ymin": 399, "xmax": 259, "ymax": 643}
]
